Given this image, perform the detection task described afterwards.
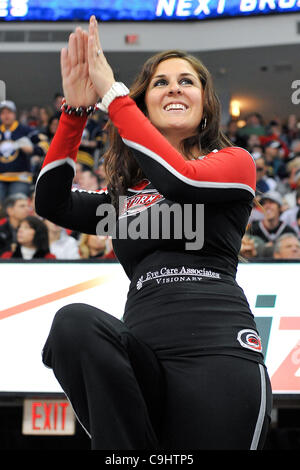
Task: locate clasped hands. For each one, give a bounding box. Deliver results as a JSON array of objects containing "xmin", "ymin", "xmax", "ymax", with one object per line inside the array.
[{"xmin": 61, "ymin": 15, "xmax": 116, "ymax": 109}]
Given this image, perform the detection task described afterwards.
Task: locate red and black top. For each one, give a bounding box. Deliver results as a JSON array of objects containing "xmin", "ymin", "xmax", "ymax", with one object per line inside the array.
[
  {"xmin": 35, "ymin": 95, "xmax": 264, "ymax": 362},
  {"xmin": 35, "ymin": 95, "xmax": 256, "ymax": 279}
]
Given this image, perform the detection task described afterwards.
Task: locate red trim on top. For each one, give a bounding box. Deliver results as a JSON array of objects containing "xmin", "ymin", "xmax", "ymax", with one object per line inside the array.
[
  {"xmin": 41, "ymin": 112, "xmax": 87, "ymax": 169},
  {"xmin": 129, "ymin": 179, "xmax": 150, "ymax": 191},
  {"xmin": 109, "ymin": 96, "xmax": 256, "ymax": 193}
]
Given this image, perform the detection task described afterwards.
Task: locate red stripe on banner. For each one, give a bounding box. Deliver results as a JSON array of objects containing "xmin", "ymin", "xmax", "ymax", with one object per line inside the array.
[
  {"xmin": 0, "ymin": 276, "xmax": 109, "ymax": 321},
  {"xmin": 279, "ymin": 317, "xmax": 300, "ymax": 330}
]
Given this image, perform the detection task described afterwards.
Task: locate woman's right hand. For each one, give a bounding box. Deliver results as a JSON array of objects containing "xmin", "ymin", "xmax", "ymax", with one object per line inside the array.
[
  {"xmin": 61, "ymin": 27, "xmax": 99, "ymax": 108},
  {"xmin": 87, "ymin": 16, "xmax": 116, "ymax": 99}
]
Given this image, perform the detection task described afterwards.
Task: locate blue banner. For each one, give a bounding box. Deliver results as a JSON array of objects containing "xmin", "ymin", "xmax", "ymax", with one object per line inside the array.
[{"xmin": 1, "ymin": 0, "xmax": 300, "ymax": 22}]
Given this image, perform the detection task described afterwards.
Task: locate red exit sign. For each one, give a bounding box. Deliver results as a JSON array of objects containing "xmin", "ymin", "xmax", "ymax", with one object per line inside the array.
[
  {"xmin": 22, "ymin": 399, "xmax": 75, "ymax": 435},
  {"xmin": 125, "ymin": 34, "xmax": 139, "ymax": 44}
]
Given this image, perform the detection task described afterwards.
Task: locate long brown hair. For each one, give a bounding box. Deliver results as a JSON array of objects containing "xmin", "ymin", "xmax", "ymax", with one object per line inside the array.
[{"xmin": 104, "ymin": 49, "xmax": 233, "ymax": 208}]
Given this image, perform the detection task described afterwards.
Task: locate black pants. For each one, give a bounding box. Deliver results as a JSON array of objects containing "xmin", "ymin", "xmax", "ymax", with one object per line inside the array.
[{"xmin": 42, "ymin": 303, "xmax": 272, "ymax": 450}]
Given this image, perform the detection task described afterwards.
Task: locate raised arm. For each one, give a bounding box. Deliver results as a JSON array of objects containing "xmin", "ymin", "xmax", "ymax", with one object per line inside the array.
[
  {"xmin": 35, "ymin": 26, "xmax": 112, "ymax": 234},
  {"xmin": 35, "ymin": 112, "xmax": 111, "ymax": 234}
]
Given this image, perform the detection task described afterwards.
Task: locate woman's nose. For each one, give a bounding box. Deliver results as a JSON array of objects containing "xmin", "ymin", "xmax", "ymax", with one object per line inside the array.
[{"xmin": 167, "ymin": 82, "xmax": 182, "ymax": 94}]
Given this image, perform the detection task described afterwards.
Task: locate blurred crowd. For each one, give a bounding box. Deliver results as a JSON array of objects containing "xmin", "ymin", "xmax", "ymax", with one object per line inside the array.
[
  {"xmin": 0, "ymin": 94, "xmax": 114, "ymax": 261},
  {"xmin": 226, "ymin": 113, "xmax": 300, "ymax": 261},
  {"xmin": 0, "ymin": 96, "xmax": 299, "ymax": 261}
]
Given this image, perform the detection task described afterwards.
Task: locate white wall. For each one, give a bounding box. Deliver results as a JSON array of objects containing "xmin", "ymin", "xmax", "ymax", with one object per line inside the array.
[
  {"xmin": 0, "ymin": 14, "xmax": 299, "ymax": 118},
  {"xmin": 0, "ymin": 13, "xmax": 300, "ymax": 52}
]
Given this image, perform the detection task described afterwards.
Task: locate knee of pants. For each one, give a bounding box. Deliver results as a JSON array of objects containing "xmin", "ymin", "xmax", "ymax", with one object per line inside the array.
[
  {"xmin": 42, "ymin": 303, "xmax": 125, "ymax": 368},
  {"xmin": 43, "ymin": 303, "xmax": 104, "ymax": 363}
]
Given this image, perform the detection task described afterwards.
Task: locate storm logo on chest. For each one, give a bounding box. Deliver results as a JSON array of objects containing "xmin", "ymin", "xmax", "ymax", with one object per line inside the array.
[
  {"xmin": 119, "ymin": 191, "xmax": 165, "ymax": 218},
  {"xmin": 96, "ymin": 193, "xmax": 204, "ymax": 250}
]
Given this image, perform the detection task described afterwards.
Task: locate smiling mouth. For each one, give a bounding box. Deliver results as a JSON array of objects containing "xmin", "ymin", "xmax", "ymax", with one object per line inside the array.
[{"xmin": 164, "ymin": 103, "xmax": 188, "ymax": 112}]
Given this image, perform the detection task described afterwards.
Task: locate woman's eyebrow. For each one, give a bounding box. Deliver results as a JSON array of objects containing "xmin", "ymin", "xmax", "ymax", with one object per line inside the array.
[{"xmin": 152, "ymin": 72, "xmax": 198, "ymax": 80}]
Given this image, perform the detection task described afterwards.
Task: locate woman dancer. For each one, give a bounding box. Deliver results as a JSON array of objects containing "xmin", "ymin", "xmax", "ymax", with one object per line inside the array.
[{"xmin": 35, "ymin": 17, "xmax": 272, "ymax": 450}]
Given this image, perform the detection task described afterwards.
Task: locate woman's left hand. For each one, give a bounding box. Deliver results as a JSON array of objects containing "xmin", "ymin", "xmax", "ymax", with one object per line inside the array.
[
  {"xmin": 88, "ymin": 16, "xmax": 116, "ymax": 99},
  {"xmin": 61, "ymin": 27, "xmax": 99, "ymax": 107}
]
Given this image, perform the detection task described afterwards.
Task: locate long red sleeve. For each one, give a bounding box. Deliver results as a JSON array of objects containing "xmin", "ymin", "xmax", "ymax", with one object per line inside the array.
[
  {"xmin": 109, "ymin": 96, "xmax": 256, "ymax": 203},
  {"xmin": 35, "ymin": 112, "xmax": 111, "ymax": 234},
  {"xmin": 38, "ymin": 112, "xmax": 87, "ymax": 180}
]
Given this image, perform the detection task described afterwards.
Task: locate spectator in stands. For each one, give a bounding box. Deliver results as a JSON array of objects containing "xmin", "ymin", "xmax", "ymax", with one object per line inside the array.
[
  {"xmin": 18, "ymin": 109, "xmax": 29, "ymax": 127},
  {"xmin": 78, "ymin": 169, "xmax": 100, "ymax": 191},
  {"xmin": 283, "ymin": 167, "xmax": 300, "ymax": 209},
  {"xmin": 44, "ymin": 218, "xmax": 80, "ymax": 259},
  {"xmin": 273, "ymin": 234, "xmax": 300, "ymax": 260},
  {"xmin": 247, "ymin": 190, "xmax": 297, "ymax": 246},
  {"xmin": 79, "ymin": 234, "xmax": 115, "ymax": 259},
  {"xmin": 77, "ymin": 116, "xmax": 105, "ymax": 170},
  {"xmin": 283, "ymin": 114, "xmax": 300, "ymax": 146},
  {"xmin": 247, "ymin": 201, "xmax": 264, "ymax": 224},
  {"xmin": 239, "ymin": 112, "xmax": 265, "ymax": 137},
  {"xmin": 245, "ymin": 134, "xmax": 261, "ymax": 154},
  {"xmin": 288, "ymin": 139, "xmax": 300, "ymax": 160},
  {"xmin": 33, "ymin": 114, "xmax": 59, "ymax": 154},
  {"xmin": 0, "ymin": 100, "xmax": 34, "ymax": 203},
  {"xmin": 280, "ymin": 188, "xmax": 300, "ymax": 236},
  {"xmin": 45, "ymin": 115, "xmax": 60, "ymax": 141},
  {"xmin": 30, "ymin": 115, "xmax": 60, "ymax": 183},
  {"xmin": 239, "ymin": 234, "xmax": 265, "ymax": 260},
  {"xmin": 1, "ymin": 215, "xmax": 55, "ymax": 259},
  {"xmin": 0, "ymin": 192, "xmax": 29, "ymax": 255},
  {"xmin": 255, "ymin": 156, "xmax": 276, "ymax": 194},
  {"xmin": 275, "ymin": 156, "xmax": 300, "ymax": 201},
  {"xmin": 27, "ymin": 105, "xmax": 41, "ymax": 128},
  {"xmin": 28, "ymin": 187, "xmax": 37, "ymax": 217},
  {"xmin": 263, "ymin": 140, "xmax": 286, "ymax": 179},
  {"xmin": 53, "ymin": 92, "xmax": 63, "ymax": 115},
  {"xmin": 250, "ymin": 145, "xmax": 264, "ymax": 161},
  {"xmin": 38, "ymin": 107, "xmax": 51, "ymax": 132},
  {"xmin": 225, "ymin": 119, "xmax": 247, "ymax": 148},
  {"xmin": 260, "ymin": 120, "xmax": 289, "ymax": 158},
  {"xmin": 101, "ymin": 236, "xmax": 115, "ymax": 259}
]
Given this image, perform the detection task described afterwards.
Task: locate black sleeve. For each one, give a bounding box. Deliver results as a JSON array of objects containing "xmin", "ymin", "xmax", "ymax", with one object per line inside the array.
[{"xmin": 35, "ymin": 163, "xmax": 113, "ymax": 235}]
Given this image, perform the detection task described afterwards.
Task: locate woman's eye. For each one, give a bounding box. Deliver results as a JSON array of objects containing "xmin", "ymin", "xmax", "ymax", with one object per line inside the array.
[
  {"xmin": 180, "ymin": 78, "xmax": 193, "ymax": 85},
  {"xmin": 153, "ymin": 79, "xmax": 168, "ymax": 87},
  {"xmin": 153, "ymin": 77, "xmax": 193, "ymax": 87}
]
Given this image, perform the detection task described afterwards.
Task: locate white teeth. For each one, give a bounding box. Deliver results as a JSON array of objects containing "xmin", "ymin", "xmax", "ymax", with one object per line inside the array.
[{"xmin": 164, "ymin": 103, "xmax": 187, "ymax": 111}]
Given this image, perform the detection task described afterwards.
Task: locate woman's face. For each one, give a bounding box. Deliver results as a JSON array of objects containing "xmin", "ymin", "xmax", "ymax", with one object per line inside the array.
[
  {"xmin": 17, "ymin": 221, "xmax": 35, "ymax": 246},
  {"xmin": 145, "ymin": 58, "xmax": 204, "ymax": 139}
]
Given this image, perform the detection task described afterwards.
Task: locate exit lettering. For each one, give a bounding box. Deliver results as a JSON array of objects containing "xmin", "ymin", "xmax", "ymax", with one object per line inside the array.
[
  {"xmin": 22, "ymin": 399, "xmax": 75, "ymax": 435},
  {"xmin": 32, "ymin": 401, "xmax": 69, "ymax": 431}
]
